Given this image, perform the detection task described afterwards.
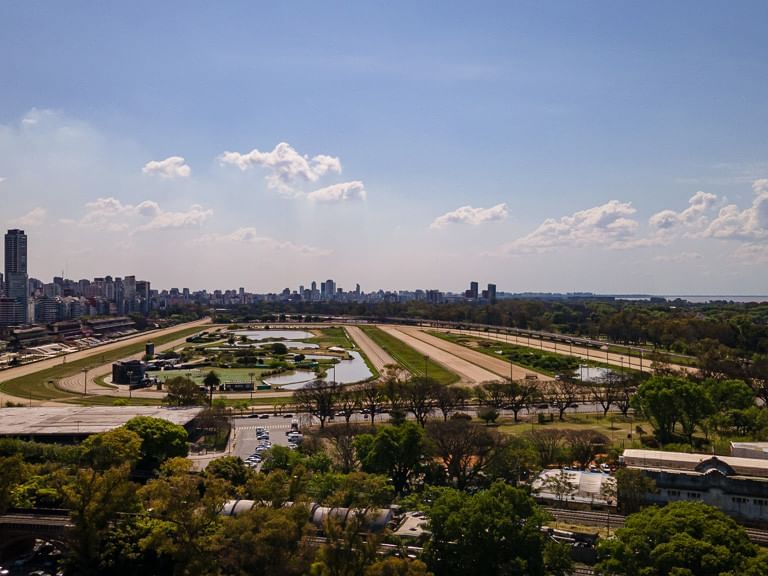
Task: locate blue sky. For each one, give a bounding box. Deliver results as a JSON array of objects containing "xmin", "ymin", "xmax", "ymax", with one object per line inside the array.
[{"xmin": 1, "ymin": 2, "xmax": 767, "ymax": 294}]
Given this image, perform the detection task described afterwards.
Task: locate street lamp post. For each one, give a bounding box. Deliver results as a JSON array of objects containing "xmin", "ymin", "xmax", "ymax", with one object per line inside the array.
[
  {"xmin": 249, "ymin": 372, "xmax": 255, "ymax": 400},
  {"xmin": 424, "ymin": 355, "xmax": 429, "ymax": 380},
  {"xmin": 82, "ymin": 368, "xmax": 88, "ymax": 396}
]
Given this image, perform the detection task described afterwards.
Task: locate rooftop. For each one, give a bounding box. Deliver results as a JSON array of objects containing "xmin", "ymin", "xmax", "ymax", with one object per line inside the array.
[
  {"xmin": 623, "ymin": 449, "xmax": 768, "ymax": 478},
  {"xmin": 0, "ymin": 406, "xmax": 203, "ymax": 437}
]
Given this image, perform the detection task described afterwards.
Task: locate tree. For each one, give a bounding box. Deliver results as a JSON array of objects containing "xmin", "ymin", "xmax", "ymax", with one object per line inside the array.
[
  {"xmin": 487, "ymin": 435, "xmax": 539, "ymax": 486},
  {"xmin": 163, "ymin": 376, "xmax": 207, "ymax": 407},
  {"xmin": 355, "ymin": 422, "xmax": 428, "ymax": 495},
  {"xmin": 547, "ymin": 377, "xmax": 582, "ymax": 421},
  {"xmin": 595, "ymin": 501, "xmax": 759, "ymax": 576},
  {"xmin": 0, "ymin": 454, "xmax": 26, "ymax": 513},
  {"xmin": 539, "ymin": 470, "xmax": 576, "ymax": 507},
  {"xmin": 214, "ymin": 505, "xmax": 313, "ymax": 576},
  {"xmin": 426, "ymin": 419, "xmax": 497, "ymax": 490},
  {"xmin": 61, "ymin": 463, "xmax": 140, "ymax": 575},
  {"xmin": 614, "ymin": 468, "xmax": 655, "ymax": 514},
  {"xmin": 631, "ymin": 376, "xmax": 682, "ymax": 444},
  {"xmin": 527, "ymin": 429, "xmax": 565, "ymax": 467},
  {"xmin": 563, "ymin": 430, "xmax": 609, "ymax": 470},
  {"xmin": 204, "ymin": 456, "xmax": 251, "ymax": 487},
  {"xmin": 359, "ymin": 380, "xmax": 385, "ymax": 426},
  {"xmin": 203, "ymin": 370, "xmax": 221, "ymax": 405},
  {"xmin": 424, "ymin": 482, "xmax": 547, "ymax": 576},
  {"xmin": 336, "ymin": 388, "xmax": 361, "ymax": 425},
  {"xmin": 140, "ymin": 458, "xmax": 230, "ymax": 576},
  {"xmin": 294, "ymin": 380, "xmax": 340, "ymax": 429},
  {"xmin": 435, "ymin": 385, "xmax": 471, "ymax": 421},
  {"xmin": 271, "ymin": 342, "xmax": 289, "ymax": 355},
  {"xmin": 322, "ymin": 423, "xmax": 366, "ymax": 474},
  {"xmin": 477, "ymin": 406, "xmax": 499, "ymax": 425},
  {"xmin": 402, "ymin": 376, "xmax": 440, "ymax": 427},
  {"xmin": 81, "ymin": 427, "xmax": 142, "ymax": 470},
  {"xmin": 364, "ymin": 558, "xmax": 433, "ymax": 576},
  {"xmin": 480, "ymin": 381, "xmax": 508, "ymax": 409},
  {"xmin": 504, "ymin": 379, "xmax": 539, "ymax": 423},
  {"xmin": 125, "ymin": 416, "xmax": 189, "ymax": 472}
]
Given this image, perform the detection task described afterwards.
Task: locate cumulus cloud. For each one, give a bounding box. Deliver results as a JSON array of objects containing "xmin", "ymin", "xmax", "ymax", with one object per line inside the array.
[
  {"xmin": 10, "ymin": 207, "xmax": 47, "ymax": 227},
  {"xmin": 219, "ymin": 142, "xmax": 341, "ymax": 193},
  {"xmin": 142, "ymin": 156, "xmax": 191, "ymax": 178},
  {"xmin": 200, "ymin": 227, "xmax": 331, "ymax": 256},
  {"xmin": 505, "ymin": 200, "xmax": 639, "ymax": 253},
  {"xmin": 703, "ymin": 180, "xmax": 768, "ymax": 240},
  {"xmin": 307, "ymin": 181, "xmax": 367, "ymax": 203},
  {"xmin": 72, "ymin": 197, "xmax": 212, "ymax": 233},
  {"xmin": 430, "ymin": 203, "xmax": 508, "ymax": 229},
  {"xmin": 649, "ymin": 191, "xmax": 717, "ymax": 231}
]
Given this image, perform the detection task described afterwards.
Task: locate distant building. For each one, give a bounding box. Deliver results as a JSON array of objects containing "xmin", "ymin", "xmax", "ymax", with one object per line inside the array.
[
  {"xmin": 4, "ymin": 229, "xmax": 29, "ymax": 324},
  {"xmin": 487, "ymin": 283, "xmax": 497, "ymax": 304},
  {"xmin": 469, "ymin": 281, "xmax": 478, "ymax": 300}
]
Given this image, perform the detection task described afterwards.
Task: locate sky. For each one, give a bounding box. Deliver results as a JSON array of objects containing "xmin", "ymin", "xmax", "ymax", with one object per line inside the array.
[{"xmin": 1, "ymin": 1, "xmax": 768, "ymax": 295}]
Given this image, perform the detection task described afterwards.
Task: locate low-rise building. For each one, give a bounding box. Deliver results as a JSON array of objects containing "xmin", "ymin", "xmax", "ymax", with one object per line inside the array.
[{"xmin": 622, "ymin": 449, "xmax": 768, "ymax": 523}]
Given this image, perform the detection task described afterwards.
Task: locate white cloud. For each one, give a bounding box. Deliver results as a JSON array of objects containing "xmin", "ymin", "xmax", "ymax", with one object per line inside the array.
[
  {"xmin": 649, "ymin": 191, "xmax": 717, "ymax": 231},
  {"xmin": 200, "ymin": 227, "xmax": 331, "ymax": 256},
  {"xmin": 21, "ymin": 108, "xmax": 57, "ymax": 126},
  {"xmin": 703, "ymin": 179, "xmax": 768, "ymax": 240},
  {"xmin": 430, "ymin": 203, "xmax": 508, "ymax": 229},
  {"xmin": 142, "ymin": 156, "xmax": 191, "ymax": 179},
  {"xmin": 0, "ymin": 177, "xmax": 6, "ymax": 184},
  {"xmin": 505, "ymin": 200, "xmax": 639, "ymax": 253},
  {"xmin": 307, "ymin": 181, "xmax": 367, "ymax": 203},
  {"xmin": 219, "ymin": 142, "xmax": 341, "ymax": 193},
  {"xmin": 733, "ymin": 242, "xmax": 768, "ymax": 264},
  {"xmin": 72, "ymin": 197, "xmax": 212, "ymax": 233},
  {"xmin": 653, "ymin": 252, "xmax": 703, "ymax": 263},
  {"xmin": 10, "ymin": 207, "xmax": 47, "ymax": 227}
]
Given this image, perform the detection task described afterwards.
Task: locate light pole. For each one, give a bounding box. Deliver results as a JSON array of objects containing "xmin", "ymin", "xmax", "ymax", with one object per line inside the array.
[
  {"xmin": 249, "ymin": 372, "xmax": 255, "ymax": 400},
  {"xmin": 82, "ymin": 368, "xmax": 88, "ymax": 396},
  {"xmin": 424, "ymin": 355, "xmax": 429, "ymax": 380}
]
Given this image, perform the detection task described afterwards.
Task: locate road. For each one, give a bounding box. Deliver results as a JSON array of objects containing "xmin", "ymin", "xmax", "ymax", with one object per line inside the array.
[
  {"xmin": 378, "ymin": 325, "xmax": 499, "ymax": 385},
  {"xmin": 0, "ymin": 318, "xmax": 212, "ymax": 404},
  {"xmin": 392, "ymin": 325, "xmax": 546, "ymax": 381},
  {"xmin": 346, "ymin": 325, "xmax": 399, "ymax": 373}
]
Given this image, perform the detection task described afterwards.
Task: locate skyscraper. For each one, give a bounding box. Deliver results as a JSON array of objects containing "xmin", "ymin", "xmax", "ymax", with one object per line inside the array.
[
  {"xmin": 4, "ymin": 229, "xmax": 29, "ymax": 324},
  {"xmin": 487, "ymin": 283, "xmax": 497, "ymax": 304}
]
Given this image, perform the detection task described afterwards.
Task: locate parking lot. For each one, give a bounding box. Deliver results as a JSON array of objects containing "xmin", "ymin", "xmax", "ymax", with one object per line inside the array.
[{"xmin": 231, "ymin": 414, "xmax": 306, "ymax": 468}]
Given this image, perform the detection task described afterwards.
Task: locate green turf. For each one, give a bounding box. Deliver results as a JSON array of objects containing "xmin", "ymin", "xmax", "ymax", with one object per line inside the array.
[
  {"xmin": 305, "ymin": 327, "xmax": 353, "ymax": 348},
  {"xmin": 0, "ymin": 325, "xmax": 205, "ymax": 401},
  {"xmin": 360, "ymin": 326, "xmax": 459, "ymax": 385},
  {"xmin": 429, "ymin": 331, "xmax": 637, "ymax": 377}
]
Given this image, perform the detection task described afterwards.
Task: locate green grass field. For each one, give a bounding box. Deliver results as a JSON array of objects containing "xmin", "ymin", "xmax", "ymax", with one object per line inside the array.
[
  {"xmin": 360, "ymin": 326, "xmax": 459, "ymax": 385},
  {"xmin": 306, "ymin": 327, "xmax": 353, "ymax": 348},
  {"xmin": 0, "ymin": 325, "xmax": 205, "ymax": 402},
  {"xmin": 152, "ymin": 367, "xmax": 270, "ymax": 385}
]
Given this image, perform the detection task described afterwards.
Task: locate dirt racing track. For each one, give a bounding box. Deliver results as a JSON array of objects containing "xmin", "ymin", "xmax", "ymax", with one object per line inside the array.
[{"xmin": 376, "ymin": 325, "xmax": 547, "ymax": 385}]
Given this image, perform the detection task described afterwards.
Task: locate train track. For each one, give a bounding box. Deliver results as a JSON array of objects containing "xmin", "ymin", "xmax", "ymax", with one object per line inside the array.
[{"xmin": 546, "ymin": 508, "xmax": 768, "ymax": 546}]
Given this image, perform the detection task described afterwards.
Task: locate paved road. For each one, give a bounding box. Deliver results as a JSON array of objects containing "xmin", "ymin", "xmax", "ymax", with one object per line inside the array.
[
  {"xmin": 378, "ymin": 325, "xmax": 499, "ymax": 385},
  {"xmin": 395, "ymin": 326, "xmax": 546, "ymax": 382},
  {"xmin": 346, "ymin": 325, "xmax": 399, "ymax": 374}
]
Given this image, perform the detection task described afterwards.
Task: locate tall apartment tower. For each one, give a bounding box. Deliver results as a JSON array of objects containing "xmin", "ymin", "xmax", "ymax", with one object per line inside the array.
[
  {"xmin": 4, "ymin": 229, "xmax": 29, "ymax": 324},
  {"xmin": 470, "ymin": 281, "xmax": 479, "ymax": 300},
  {"xmin": 487, "ymin": 283, "xmax": 497, "ymax": 304}
]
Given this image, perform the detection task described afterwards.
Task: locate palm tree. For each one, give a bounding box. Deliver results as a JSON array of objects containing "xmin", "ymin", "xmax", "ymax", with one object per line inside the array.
[{"xmin": 203, "ymin": 370, "xmax": 221, "ymax": 406}]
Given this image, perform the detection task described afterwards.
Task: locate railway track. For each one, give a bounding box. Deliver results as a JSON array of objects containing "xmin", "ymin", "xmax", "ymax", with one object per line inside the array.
[{"xmin": 546, "ymin": 508, "xmax": 768, "ymax": 546}]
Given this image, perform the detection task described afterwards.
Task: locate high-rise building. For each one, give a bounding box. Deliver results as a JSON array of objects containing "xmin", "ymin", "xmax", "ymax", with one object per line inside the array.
[
  {"xmin": 4, "ymin": 229, "xmax": 29, "ymax": 324},
  {"xmin": 487, "ymin": 283, "xmax": 497, "ymax": 304},
  {"xmin": 469, "ymin": 281, "xmax": 479, "ymax": 300}
]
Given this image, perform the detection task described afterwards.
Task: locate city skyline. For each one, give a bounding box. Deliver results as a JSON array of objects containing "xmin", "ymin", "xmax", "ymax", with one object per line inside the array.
[{"xmin": 2, "ymin": 3, "xmax": 768, "ymax": 293}]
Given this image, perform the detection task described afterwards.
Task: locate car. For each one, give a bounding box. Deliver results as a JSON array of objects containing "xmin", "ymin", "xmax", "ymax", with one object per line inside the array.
[
  {"xmin": 259, "ymin": 414, "xmax": 269, "ymax": 419},
  {"xmin": 537, "ymin": 403, "xmax": 549, "ymax": 410},
  {"xmin": 283, "ymin": 413, "xmax": 293, "ymax": 418},
  {"xmin": 248, "ymin": 413, "xmax": 261, "ymax": 418}
]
